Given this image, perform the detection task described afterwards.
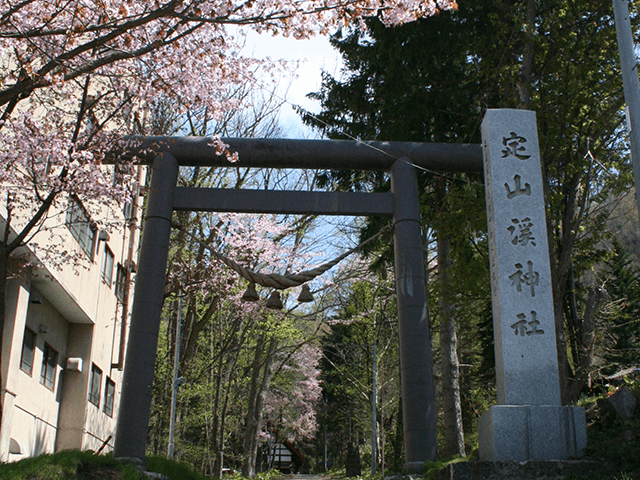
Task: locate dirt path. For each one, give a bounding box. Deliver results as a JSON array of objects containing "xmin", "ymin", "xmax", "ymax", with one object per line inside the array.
[{"xmin": 284, "ymin": 474, "xmax": 326, "ymax": 480}]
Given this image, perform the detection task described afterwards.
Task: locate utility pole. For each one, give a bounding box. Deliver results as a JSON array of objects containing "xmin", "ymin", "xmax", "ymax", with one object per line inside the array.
[
  {"xmin": 167, "ymin": 289, "xmax": 183, "ymax": 459},
  {"xmin": 613, "ymin": 0, "xmax": 640, "ymax": 218},
  {"xmin": 323, "ymin": 424, "xmax": 328, "ymax": 472}
]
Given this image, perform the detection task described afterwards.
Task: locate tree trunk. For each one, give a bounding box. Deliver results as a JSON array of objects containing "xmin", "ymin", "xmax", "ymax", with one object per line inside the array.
[
  {"xmin": 213, "ymin": 314, "xmax": 248, "ymax": 477},
  {"xmin": 565, "ymin": 282, "xmax": 600, "ymax": 401},
  {"xmin": 518, "ymin": 0, "xmax": 536, "ymax": 108},
  {"xmin": 550, "ymin": 169, "xmax": 593, "ymax": 403},
  {"xmin": 242, "ymin": 333, "xmax": 278, "ymax": 478},
  {"xmin": 435, "ymin": 179, "xmax": 465, "ymax": 458},
  {"xmin": 210, "ymin": 319, "xmax": 222, "ymax": 479}
]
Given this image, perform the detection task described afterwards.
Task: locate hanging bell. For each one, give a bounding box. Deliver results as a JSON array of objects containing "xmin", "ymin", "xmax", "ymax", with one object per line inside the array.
[
  {"xmin": 297, "ymin": 284, "xmax": 314, "ymax": 303},
  {"xmin": 266, "ymin": 290, "xmax": 283, "ymax": 310},
  {"xmin": 242, "ymin": 281, "xmax": 260, "ymax": 302}
]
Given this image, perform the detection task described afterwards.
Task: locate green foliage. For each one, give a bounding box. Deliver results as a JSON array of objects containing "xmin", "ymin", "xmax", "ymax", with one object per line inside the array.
[
  {"xmin": 254, "ymin": 469, "xmax": 284, "ymax": 480},
  {"xmin": 422, "ymin": 456, "xmax": 468, "ymax": 480},
  {"xmin": 581, "ymin": 380, "xmax": 640, "ymax": 478},
  {"xmin": 149, "ymin": 208, "xmax": 328, "ymax": 475},
  {"xmin": 0, "ymin": 451, "xmax": 141, "ymax": 480},
  {"xmin": 319, "ymin": 277, "xmax": 401, "ymax": 472},
  {"xmin": 309, "ymin": 0, "xmax": 639, "ymax": 411},
  {"xmin": 305, "ymin": 1, "xmax": 495, "ymax": 145},
  {"xmin": 146, "ymin": 455, "xmax": 209, "ymax": 480},
  {"xmin": 212, "ymin": 469, "xmax": 283, "ymax": 480},
  {"xmin": 0, "ymin": 450, "xmax": 252, "ymax": 480},
  {"xmin": 519, "ymin": 0, "xmax": 637, "ymax": 399},
  {"xmin": 597, "ymin": 239, "xmax": 640, "ymax": 375},
  {"xmin": 307, "ymin": 0, "xmax": 508, "ymax": 459},
  {"xmin": 615, "ymin": 475, "xmax": 633, "ymax": 480}
]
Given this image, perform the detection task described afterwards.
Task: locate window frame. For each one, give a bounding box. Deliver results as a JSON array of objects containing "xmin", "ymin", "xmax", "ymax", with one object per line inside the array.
[
  {"xmin": 103, "ymin": 377, "xmax": 116, "ymax": 417},
  {"xmin": 65, "ymin": 197, "xmax": 97, "ymax": 259},
  {"xmin": 101, "ymin": 246, "xmax": 115, "ymax": 287},
  {"xmin": 20, "ymin": 327, "xmax": 36, "ymax": 376},
  {"xmin": 123, "ymin": 200, "xmax": 133, "ymax": 221},
  {"xmin": 115, "ymin": 263, "xmax": 127, "ymax": 302},
  {"xmin": 39, "ymin": 343, "xmax": 58, "ymax": 391},
  {"xmin": 88, "ymin": 363, "xmax": 102, "ymax": 407}
]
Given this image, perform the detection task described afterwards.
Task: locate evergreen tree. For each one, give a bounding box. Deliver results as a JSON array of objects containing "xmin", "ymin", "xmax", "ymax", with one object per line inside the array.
[{"xmin": 599, "ymin": 239, "xmax": 640, "ymax": 375}]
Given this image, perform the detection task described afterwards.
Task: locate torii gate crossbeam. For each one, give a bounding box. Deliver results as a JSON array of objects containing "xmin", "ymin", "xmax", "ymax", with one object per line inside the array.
[{"xmin": 112, "ymin": 138, "xmax": 483, "ymax": 472}]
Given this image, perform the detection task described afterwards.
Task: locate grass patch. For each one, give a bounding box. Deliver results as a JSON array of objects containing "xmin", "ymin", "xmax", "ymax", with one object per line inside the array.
[
  {"xmin": 0, "ymin": 451, "xmax": 281, "ymax": 480},
  {"xmin": 146, "ymin": 455, "xmax": 208, "ymax": 480},
  {"xmin": 422, "ymin": 456, "xmax": 468, "ymax": 480},
  {"xmin": 0, "ymin": 450, "xmax": 212, "ymax": 480},
  {"xmin": 0, "ymin": 450, "xmax": 141, "ymax": 480}
]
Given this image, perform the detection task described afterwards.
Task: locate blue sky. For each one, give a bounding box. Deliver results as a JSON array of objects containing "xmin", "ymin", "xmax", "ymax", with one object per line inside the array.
[{"xmin": 240, "ymin": 30, "xmax": 344, "ymax": 139}]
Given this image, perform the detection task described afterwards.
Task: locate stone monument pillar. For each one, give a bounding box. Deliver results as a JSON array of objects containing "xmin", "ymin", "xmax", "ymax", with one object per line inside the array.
[{"xmin": 478, "ymin": 109, "xmax": 587, "ymax": 461}]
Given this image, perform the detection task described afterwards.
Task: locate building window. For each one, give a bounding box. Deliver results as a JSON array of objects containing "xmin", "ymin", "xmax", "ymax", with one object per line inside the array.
[
  {"xmin": 104, "ymin": 378, "xmax": 116, "ymax": 417},
  {"xmin": 115, "ymin": 263, "xmax": 127, "ymax": 302},
  {"xmin": 20, "ymin": 327, "xmax": 36, "ymax": 376},
  {"xmin": 65, "ymin": 197, "xmax": 96, "ymax": 258},
  {"xmin": 39, "ymin": 343, "xmax": 58, "ymax": 391},
  {"xmin": 123, "ymin": 201, "xmax": 133, "ymax": 221},
  {"xmin": 101, "ymin": 247, "xmax": 114, "ymax": 287},
  {"xmin": 88, "ymin": 364, "xmax": 102, "ymax": 407}
]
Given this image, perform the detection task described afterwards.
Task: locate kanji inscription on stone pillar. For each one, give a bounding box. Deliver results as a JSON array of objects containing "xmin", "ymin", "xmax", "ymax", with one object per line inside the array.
[{"xmin": 482, "ymin": 109, "xmax": 560, "ymax": 406}]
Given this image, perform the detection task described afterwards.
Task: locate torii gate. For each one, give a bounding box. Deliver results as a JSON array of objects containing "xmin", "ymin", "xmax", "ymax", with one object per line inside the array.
[{"xmin": 112, "ymin": 136, "xmax": 483, "ymax": 470}]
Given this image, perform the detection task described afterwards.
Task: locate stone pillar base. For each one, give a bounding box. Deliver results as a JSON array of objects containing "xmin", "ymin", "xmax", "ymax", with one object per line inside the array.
[{"xmin": 478, "ymin": 405, "xmax": 587, "ymax": 461}]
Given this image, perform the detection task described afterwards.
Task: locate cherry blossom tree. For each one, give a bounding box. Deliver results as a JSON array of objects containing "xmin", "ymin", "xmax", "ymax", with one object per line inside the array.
[{"xmin": 267, "ymin": 343, "xmax": 323, "ymax": 443}]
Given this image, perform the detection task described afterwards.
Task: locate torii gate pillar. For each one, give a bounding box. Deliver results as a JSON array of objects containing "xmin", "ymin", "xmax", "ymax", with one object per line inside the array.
[
  {"xmin": 114, "ymin": 152, "xmax": 179, "ymax": 462},
  {"xmin": 391, "ymin": 158, "xmax": 437, "ymax": 468}
]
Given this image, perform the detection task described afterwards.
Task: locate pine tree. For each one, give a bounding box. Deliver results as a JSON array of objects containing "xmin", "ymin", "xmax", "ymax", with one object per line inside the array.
[{"xmin": 599, "ymin": 239, "xmax": 640, "ymax": 375}]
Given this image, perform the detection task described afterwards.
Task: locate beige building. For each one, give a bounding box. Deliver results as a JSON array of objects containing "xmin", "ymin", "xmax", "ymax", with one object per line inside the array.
[{"xmin": 0, "ymin": 181, "xmax": 143, "ymax": 461}]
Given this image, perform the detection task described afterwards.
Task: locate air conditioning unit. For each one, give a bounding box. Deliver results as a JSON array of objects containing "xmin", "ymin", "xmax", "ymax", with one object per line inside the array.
[{"xmin": 66, "ymin": 357, "xmax": 83, "ymax": 372}]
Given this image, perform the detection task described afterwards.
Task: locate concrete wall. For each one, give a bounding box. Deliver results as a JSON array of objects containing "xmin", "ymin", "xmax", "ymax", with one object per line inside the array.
[
  {"xmin": 0, "ymin": 278, "xmax": 30, "ymax": 461},
  {"xmin": 7, "ymin": 289, "xmax": 69, "ymax": 460},
  {"xmin": 55, "ymin": 323, "xmax": 92, "ymax": 451}
]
